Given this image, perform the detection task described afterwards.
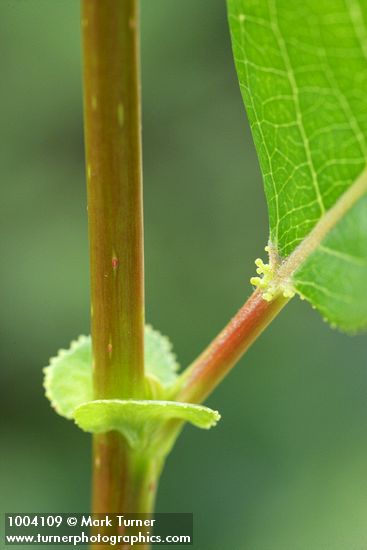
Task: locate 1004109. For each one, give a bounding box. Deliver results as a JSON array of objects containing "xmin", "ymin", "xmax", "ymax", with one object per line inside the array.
[{"xmin": 7, "ymin": 514, "xmax": 63, "ymax": 528}]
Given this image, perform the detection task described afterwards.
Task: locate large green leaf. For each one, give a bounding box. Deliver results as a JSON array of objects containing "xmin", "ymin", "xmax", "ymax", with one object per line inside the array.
[{"xmin": 227, "ymin": 0, "xmax": 367, "ymax": 331}]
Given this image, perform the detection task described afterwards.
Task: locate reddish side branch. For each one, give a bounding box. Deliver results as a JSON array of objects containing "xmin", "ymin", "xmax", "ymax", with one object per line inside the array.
[{"xmin": 175, "ymin": 290, "xmax": 288, "ymax": 404}]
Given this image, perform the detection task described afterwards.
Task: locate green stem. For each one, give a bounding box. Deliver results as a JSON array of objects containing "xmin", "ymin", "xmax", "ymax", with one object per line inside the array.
[
  {"xmin": 173, "ymin": 290, "xmax": 289, "ymax": 404},
  {"xmin": 82, "ymin": 0, "xmax": 144, "ymax": 400},
  {"xmin": 81, "ymin": 1, "xmax": 149, "ymax": 548},
  {"xmin": 92, "ymin": 436, "xmax": 161, "ymax": 550}
]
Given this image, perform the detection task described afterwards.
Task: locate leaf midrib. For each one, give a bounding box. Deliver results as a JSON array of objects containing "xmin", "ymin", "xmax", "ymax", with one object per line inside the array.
[{"xmin": 275, "ymin": 166, "xmax": 367, "ymax": 286}]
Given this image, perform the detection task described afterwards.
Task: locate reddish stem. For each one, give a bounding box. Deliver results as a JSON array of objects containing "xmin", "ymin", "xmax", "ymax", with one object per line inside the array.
[
  {"xmin": 82, "ymin": 0, "xmax": 144, "ymax": 401},
  {"xmin": 81, "ymin": 2, "xmax": 152, "ymax": 548},
  {"xmin": 174, "ymin": 290, "xmax": 289, "ymax": 404}
]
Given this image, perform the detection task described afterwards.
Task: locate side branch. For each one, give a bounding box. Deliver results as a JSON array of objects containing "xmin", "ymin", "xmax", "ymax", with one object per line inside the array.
[{"xmin": 173, "ymin": 290, "xmax": 289, "ymax": 404}]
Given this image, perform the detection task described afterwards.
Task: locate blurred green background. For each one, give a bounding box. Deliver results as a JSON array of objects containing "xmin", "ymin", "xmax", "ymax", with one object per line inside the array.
[{"xmin": 1, "ymin": 1, "xmax": 367, "ymax": 549}]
